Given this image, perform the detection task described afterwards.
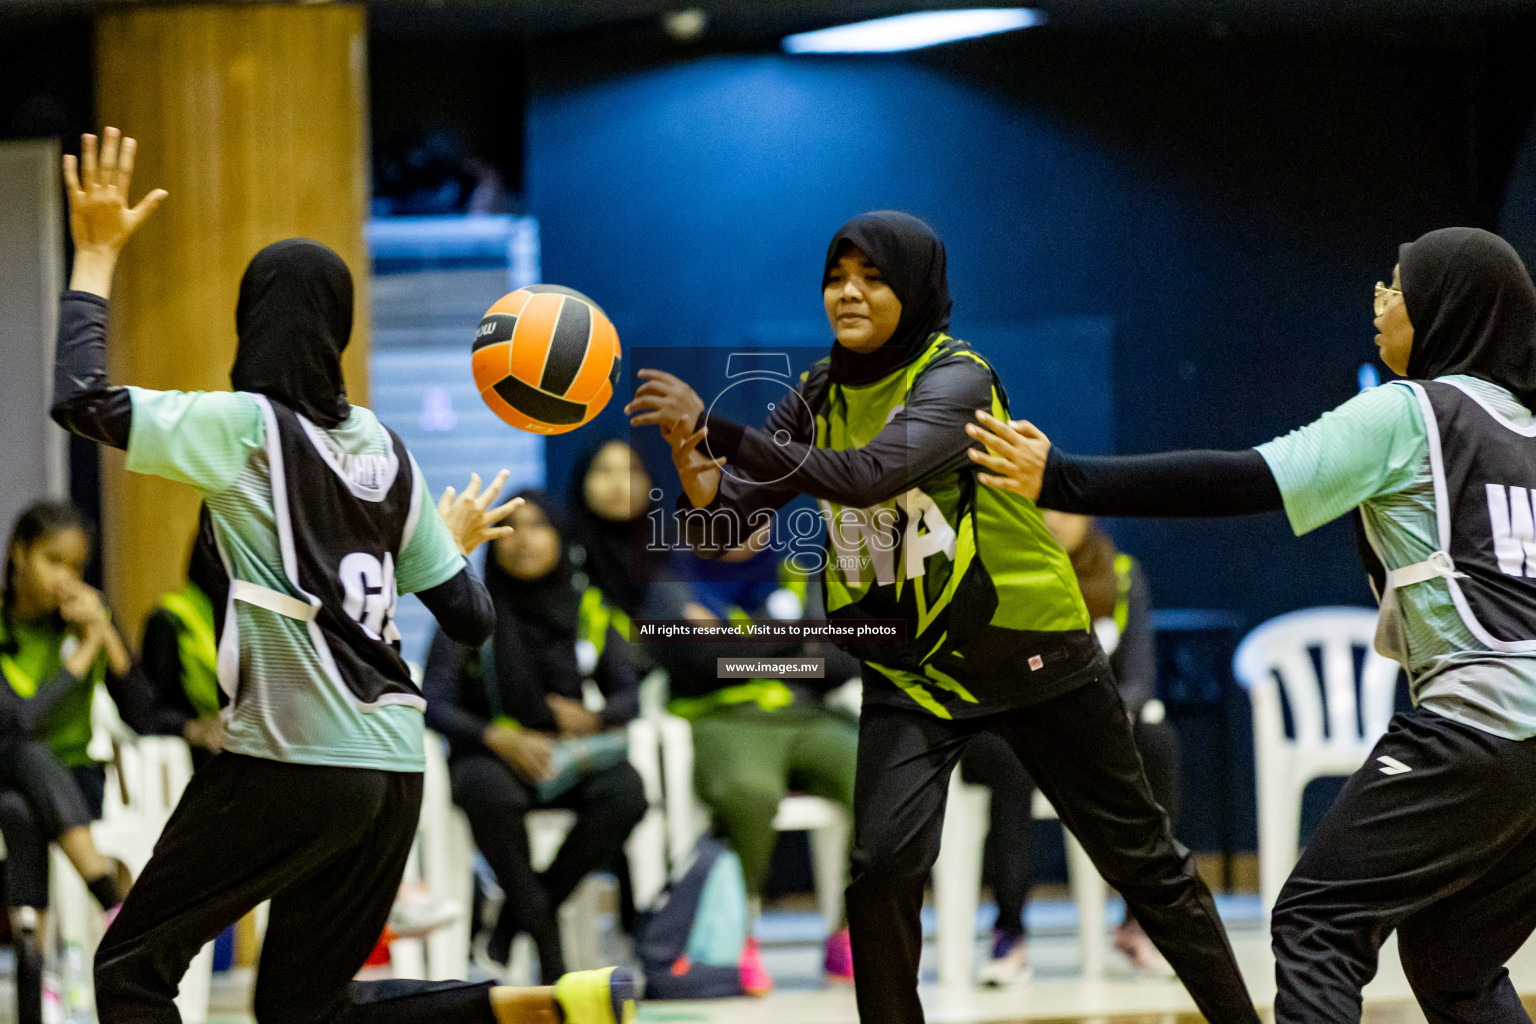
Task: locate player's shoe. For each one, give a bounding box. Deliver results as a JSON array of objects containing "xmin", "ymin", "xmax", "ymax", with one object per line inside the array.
[
  {"xmin": 977, "ymin": 929, "xmax": 1031, "ymax": 987},
  {"xmin": 823, "ymin": 928, "xmax": 854, "ymax": 985},
  {"xmin": 387, "ymin": 881, "xmax": 462, "ymax": 939},
  {"xmin": 554, "ymin": 966, "xmax": 638, "ymax": 1024},
  {"xmin": 739, "ymin": 936, "xmax": 773, "ymax": 997},
  {"xmin": 1113, "ymin": 919, "xmax": 1175, "ymax": 977}
]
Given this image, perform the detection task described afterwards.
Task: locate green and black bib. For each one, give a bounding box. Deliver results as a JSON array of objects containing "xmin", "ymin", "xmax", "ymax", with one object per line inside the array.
[{"xmin": 810, "ymin": 333, "xmax": 1105, "ymax": 718}]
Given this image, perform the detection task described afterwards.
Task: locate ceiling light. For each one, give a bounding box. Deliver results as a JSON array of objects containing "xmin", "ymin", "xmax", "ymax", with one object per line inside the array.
[{"xmin": 782, "ymin": 8, "xmax": 1045, "ymax": 54}]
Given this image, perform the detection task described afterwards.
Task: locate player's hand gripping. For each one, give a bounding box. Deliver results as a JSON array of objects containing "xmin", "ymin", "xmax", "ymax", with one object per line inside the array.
[
  {"xmin": 62, "ymin": 127, "xmax": 168, "ymax": 299},
  {"xmin": 966, "ymin": 410, "xmax": 1053, "ymax": 500},
  {"xmin": 625, "ymin": 369, "xmax": 726, "ymax": 509},
  {"xmin": 437, "ymin": 469, "xmax": 521, "ymax": 556},
  {"xmin": 625, "ymin": 369, "xmax": 705, "ymax": 446}
]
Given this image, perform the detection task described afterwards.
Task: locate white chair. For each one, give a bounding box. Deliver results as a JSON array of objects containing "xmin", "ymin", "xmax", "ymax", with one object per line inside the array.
[
  {"xmin": 402, "ymin": 723, "xmax": 669, "ymax": 981},
  {"xmin": 1232, "ymin": 606, "xmax": 1398, "ymax": 916},
  {"xmin": 657, "ymin": 713, "xmax": 851, "ymax": 935},
  {"xmin": 933, "ymin": 773, "xmax": 1108, "ymax": 985},
  {"xmin": 399, "ymin": 732, "xmax": 478, "ymax": 981},
  {"xmin": 52, "ymin": 733, "xmax": 214, "ymax": 1023}
]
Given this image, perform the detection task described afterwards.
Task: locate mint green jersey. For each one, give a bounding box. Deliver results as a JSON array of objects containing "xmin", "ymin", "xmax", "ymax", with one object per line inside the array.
[
  {"xmin": 126, "ymin": 387, "xmax": 466, "ymax": 770},
  {"xmin": 1258, "ymin": 375, "xmax": 1536, "ymax": 740}
]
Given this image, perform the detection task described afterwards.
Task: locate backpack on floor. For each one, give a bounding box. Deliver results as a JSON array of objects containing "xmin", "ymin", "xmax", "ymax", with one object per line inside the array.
[{"xmin": 633, "ymin": 834, "xmax": 747, "ymax": 999}]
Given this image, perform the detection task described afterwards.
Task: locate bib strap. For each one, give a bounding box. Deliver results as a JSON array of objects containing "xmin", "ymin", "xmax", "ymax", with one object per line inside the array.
[
  {"xmin": 1386, "ymin": 549, "xmax": 1467, "ymax": 590},
  {"xmin": 231, "ymin": 580, "xmax": 318, "ymax": 622}
]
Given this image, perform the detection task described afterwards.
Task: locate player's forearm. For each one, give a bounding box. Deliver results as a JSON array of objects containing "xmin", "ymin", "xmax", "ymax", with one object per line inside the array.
[
  {"xmin": 1040, "ymin": 447, "xmax": 1283, "ymax": 517},
  {"xmin": 51, "ymin": 291, "xmax": 131, "ymax": 448},
  {"xmin": 69, "ymin": 248, "xmax": 118, "ymax": 300},
  {"xmin": 418, "ymin": 566, "xmax": 495, "ymax": 647}
]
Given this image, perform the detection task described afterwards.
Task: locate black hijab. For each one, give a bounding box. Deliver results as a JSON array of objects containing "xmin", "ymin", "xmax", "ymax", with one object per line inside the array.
[
  {"xmin": 567, "ymin": 438, "xmax": 671, "ymax": 616},
  {"xmin": 484, "ymin": 489, "xmax": 581, "ymax": 638},
  {"xmin": 1401, "ymin": 227, "xmax": 1536, "ymax": 410},
  {"xmin": 481, "ymin": 490, "xmax": 585, "ymax": 726},
  {"xmin": 823, "ymin": 211, "xmax": 952, "ymax": 385},
  {"xmin": 230, "ymin": 238, "xmax": 354, "ymax": 427}
]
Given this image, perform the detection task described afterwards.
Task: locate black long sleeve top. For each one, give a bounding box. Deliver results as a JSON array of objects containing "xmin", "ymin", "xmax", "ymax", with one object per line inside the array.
[
  {"xmin": 422, "ymin": 619, "xmax": 641, "ymax": 757},
  {"xmin": 686, "ymin": 358, "xmax": 993, "ymax": 551},
  {"xmin": 1039, "ymin": 447, "xmax": 1283, "ymax": 517}
]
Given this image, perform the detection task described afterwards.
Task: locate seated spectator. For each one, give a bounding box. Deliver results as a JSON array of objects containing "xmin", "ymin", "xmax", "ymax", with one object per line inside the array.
[
  {"xmin": 140, "ymin": 508, "xmax": 228, "ymax": 767},
  {"xmin": 568, "ymin": 438, "xmax": 694, "ymax": 629},
  {"xmin": 665, "ymin": 536, "xmax": 861, "ymax": 994},
  {"xmin": 960, "ymin": 511, "xmax": 1180, "ymax": 983},
  {"xmin": 0, "ymin": 500, "xmax": 165, "ymax": 1024},
  {"xmin": 424, "ymin": 490, "xmax": 646, "ymax": 984}
]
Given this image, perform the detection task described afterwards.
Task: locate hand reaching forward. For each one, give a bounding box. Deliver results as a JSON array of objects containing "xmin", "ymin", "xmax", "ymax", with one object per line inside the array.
[
  {"xmin": 624, "ymin": 369, "xmax": 724, "ymax": 508},
  {"xmin": 965, "ymin": 410, "xmax": 1053, "ymax": 501},
  {"xmin": 63, "ymin": 127, "xmax": 167, "ymax": 298},
  {"xmin": 437, "ymin": 469, "xmax": 521, "ymax": 555},
  {"xmin": 624, "ymin": 369, "xmax": 705, "ymax": 448}
]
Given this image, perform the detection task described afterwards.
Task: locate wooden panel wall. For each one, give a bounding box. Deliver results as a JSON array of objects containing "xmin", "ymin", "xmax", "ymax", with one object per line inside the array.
[{"xmin": 94, "ymin": 4, "xmax": 371, "ymax": 640}]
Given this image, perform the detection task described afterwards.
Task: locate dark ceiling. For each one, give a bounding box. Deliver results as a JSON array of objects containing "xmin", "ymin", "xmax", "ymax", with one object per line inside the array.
[
  {"xmin": 366, "ymin": 0, "xmax": 1536, "ymax": 36},
  {"xmin": 3, "ymin": 0, "xmax": 1535, "ymax": 37}
]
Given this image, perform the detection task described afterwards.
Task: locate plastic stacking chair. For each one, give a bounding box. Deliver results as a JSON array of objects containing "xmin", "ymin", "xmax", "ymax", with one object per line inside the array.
[
  {"xmin": 402, "ymin": 722, "xmax": 669, "ymax": 982},
  {"xmin": 933, "ymin": 773, "xmax": 1108, "ymax": 985},
  {"xmin": 53, "ymin": 732, "xmax": 213, "ymax": 1023},
  {"xmin": 657, "ymin": 713, "xmax": 851, "ymax": 935},
  {"xmin": 1232, "ymin": 606, "xmax": 1398, "ymax": 917}
]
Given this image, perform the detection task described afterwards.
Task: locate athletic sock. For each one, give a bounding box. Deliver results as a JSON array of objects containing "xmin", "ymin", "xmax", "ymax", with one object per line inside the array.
[{"xmin": 87, "ymin": 873, "xmax": 122, "ymax": 910}]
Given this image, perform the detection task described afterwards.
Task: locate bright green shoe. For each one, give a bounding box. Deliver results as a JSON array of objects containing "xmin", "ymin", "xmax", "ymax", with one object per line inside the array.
[{"xmin": 554, "ymin": 966, "xmax": 638, "ymax": 1024}]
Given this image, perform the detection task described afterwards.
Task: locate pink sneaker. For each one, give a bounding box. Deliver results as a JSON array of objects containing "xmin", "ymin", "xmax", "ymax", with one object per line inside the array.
[
  {"xmin": 1114, "ymin": 919, "xmax": 1175, "ymax": 977},
  {"xmin": 103, "ymin": 903, "xmax": 122, "ymax": 932},
  {"xmin": 823, "ymin": 928, "xmax": 854, "ymax": 984},
  {"xmin": 739, "ymin": 936, "xmax": 772, "ymax": 997}
]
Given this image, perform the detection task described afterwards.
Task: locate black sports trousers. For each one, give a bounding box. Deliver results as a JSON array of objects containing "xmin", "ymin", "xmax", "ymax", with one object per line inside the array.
[
  {"xmin": 846, "ymin": 673, "xmax": 1259, "ymax": 1024},
  {"xmin": 959, "ymin": 715, "xmax": 1182, "ymax": 938},
  {"xmin": 1273, "ymin": 707, "xmax": 1536, "ymax": 1024},
  {"xmin": 94, "ymin": 752, "xmax": 497, "ymax": 1024}
]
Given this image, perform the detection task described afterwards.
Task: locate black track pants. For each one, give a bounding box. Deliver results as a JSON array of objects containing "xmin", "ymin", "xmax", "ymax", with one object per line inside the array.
[
  {"xmin": 94, "ymin": 752, "xmax": 496, "ymax": 1024},
  {"xmin": 959, "ymin": 715, "xmax": 1182, "ymax": 937},
  {"xmin": 1273, "ymin": 708, "xmax": 1536, "ymax": 1024},
  {"xmin": 847, "ymin": 674, "xmax": 1258, "ymax": 1024}
]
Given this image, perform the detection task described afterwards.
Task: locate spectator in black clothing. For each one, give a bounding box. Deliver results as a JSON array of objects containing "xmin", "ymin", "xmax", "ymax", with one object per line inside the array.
[
  {"xmin": 424, "ymin": 490, "xmax": 647, "ymax": 984},
  {"xmin": 139, "ymin": 510, "xmax": 228, "ymax": 767},
  {"xmin": 568, "ymin": 439, "xmax": 693, "ymax": 625},
  {"xmin": 960, "ymin": 511, "xmax": 1181, "ymax": 983}
]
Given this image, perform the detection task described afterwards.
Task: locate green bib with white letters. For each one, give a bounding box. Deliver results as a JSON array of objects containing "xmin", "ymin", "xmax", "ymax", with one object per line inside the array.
[{"xmin": 810, "ymin": 332, "xmax": 1093, "ymax": 717}]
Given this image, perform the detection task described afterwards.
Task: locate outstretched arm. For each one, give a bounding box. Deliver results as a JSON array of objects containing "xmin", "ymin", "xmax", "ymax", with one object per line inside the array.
[
  {"xmin": 51, "ymin": 127, "xmax": 167, "ymax": 448},
  {"xmin": 628, "ymin": 358, "xmax": 993, "ymax": 510},
  {"xmin": 966, "ymin": 411, "xmax": 1283, "ymax": 517}
]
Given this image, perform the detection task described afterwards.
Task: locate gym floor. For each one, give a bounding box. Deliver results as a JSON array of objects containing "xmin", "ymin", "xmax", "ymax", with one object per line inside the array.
[{"xmin": 187, "ymin": 894, "xmax": 1536, "ymax": 1024}]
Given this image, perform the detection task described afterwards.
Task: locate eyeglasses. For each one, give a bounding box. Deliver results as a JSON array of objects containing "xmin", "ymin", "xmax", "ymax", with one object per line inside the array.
[{"xmin": 1374, "ymin": 282, "xmax": 1402, "ymax": 318}]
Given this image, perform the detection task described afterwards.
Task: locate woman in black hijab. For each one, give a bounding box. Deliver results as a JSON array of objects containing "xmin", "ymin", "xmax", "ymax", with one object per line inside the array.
[
  {"xmin": 230, "ymin": 237, "xmax": 355, "ymax": 427},
  {"xmin": 971, "ymin": 227, "xmax": 1536, "ymax": 1024},
  {"xmin": 51, "ymin": 128, "xmax": 634, "ymax": 1024},
  {"xmin": 424, "ymin": 491, "xmax": 646, "ymax": 984},
  {"xmin": 567, "ymin": 438, "xmax": 680, "ymax": 620},
  {"xmin": 627, "ymin": 211, "xmax": 1259, "ymax": 1023}
]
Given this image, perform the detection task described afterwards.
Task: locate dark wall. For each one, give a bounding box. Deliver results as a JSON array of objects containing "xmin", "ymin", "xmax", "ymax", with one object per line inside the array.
[
  {"xmin": 527, "ymin": 17, "xmax": 1536, "ymax": 633},
  {"xmin": 369, "ymin": 32, "xmax": 527, "ymax": 211}
]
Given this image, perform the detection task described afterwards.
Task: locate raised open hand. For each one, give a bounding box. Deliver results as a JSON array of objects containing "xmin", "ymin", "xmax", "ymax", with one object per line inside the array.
[
  {"xmin": 63, "ymin": 127, "xmax": 167, "ymax": 260},
  {"xmin": 437, "ymin": 469, "xmax": 522, "ymax": 555},
  {"xmin": 965, "ymin": 410, "xmax": 1053, "ymax": 500}
]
